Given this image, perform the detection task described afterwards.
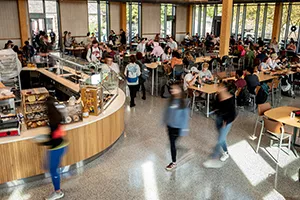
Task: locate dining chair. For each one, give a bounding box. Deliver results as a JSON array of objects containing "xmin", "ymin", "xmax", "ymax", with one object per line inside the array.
[
  {"xmin": 252, "ymin": 102, "xmax": 272, "ymax": 139},
  {"xmin": 256, "ymin": 117, "xmax": 292, "ymax": 162},
  {"xmin": 249, "ymin": 85, "xmax": 261, "ymax": 112}
]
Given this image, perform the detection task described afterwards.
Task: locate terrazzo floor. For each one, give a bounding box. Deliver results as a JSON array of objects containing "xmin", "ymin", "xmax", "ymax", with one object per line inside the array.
[{"xmin": 1, "ymin": 91, "xmax": 300, "ymax": 200}]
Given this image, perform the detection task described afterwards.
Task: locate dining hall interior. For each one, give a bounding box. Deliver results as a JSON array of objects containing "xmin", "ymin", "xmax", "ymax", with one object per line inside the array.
[{"xmin": 0, "ymin": 0, "xmax": 300, "ymax": 199}]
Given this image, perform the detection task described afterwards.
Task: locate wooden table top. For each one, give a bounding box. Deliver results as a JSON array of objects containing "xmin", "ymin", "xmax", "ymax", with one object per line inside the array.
[
  {"xmin": 145, "ymin": 62, "xmax": 159, "ymax": 69},
  {"xmin": 189, "ymin": 84, "xmax": 218, "ymax": 94},
  {"xmin": 195, "ymin": 57, "xmax": 211, "ymax": 63},
  {"xmin": 264, "ymin": 106, "xmax": 300, "ymax": 128}
]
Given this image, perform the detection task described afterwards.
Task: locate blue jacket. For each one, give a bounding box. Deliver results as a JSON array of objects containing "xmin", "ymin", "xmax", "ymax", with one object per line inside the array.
[{"xmin": 163, "ymin": 99, "xmax": 190, "ymax": 136}]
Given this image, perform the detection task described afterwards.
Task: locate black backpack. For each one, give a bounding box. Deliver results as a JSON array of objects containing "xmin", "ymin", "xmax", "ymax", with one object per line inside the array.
[{"xmin": 237, "ymin": 87, "xmax": 251, "ymax": 106}]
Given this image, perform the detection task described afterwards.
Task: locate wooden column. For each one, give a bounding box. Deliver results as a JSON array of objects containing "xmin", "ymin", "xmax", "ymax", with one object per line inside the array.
[
  {"xmin": 219, "ymin": 0, "xmax": 233, "ymax": 57},
  {"xmin": 17, "ymin": 0, "xmax": 29, "ymax": 45},
  {"xmin": 120, "ymin": 2, "xmax": 126, "ymax": 32},
  {"xmin": 271, "ymin": 2, "xmax": 283, "ymax": 42},
  {"xmin": 186, "ymin": 5, "xmax": 193, "ymax": 34}
]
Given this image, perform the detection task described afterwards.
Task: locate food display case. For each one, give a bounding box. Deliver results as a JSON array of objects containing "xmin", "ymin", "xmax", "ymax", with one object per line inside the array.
[
  {"xmin": 54, "ymin": 98, "xmax": 83, "ymax": 124},
  {"xmin": 21, "ymin": 87, "xmax": 49, "ymax": 129},
  {"xmin": 81, "ymin": 69, "xmax": 119, "ymax": 116}
]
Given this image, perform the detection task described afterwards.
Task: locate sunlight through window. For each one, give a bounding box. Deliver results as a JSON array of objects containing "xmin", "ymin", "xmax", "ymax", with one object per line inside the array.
[
  {"xmin": 228, "ymin": 140, "xmax": 275, "ymax": 186},
  {"xmin": 142, "ymin": 161, "xmax": 159, "ymax": 200}
]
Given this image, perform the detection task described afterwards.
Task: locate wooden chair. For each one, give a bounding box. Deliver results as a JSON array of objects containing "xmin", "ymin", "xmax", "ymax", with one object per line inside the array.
[
  {"xmin": 256, "ymin": 117, "xmax": 292, "ymax": 162},
  {"xmin": 249, "ymin": 85, "xmax": 261, "ymax": 112},
  {"xmin": 252, "ymin": 102, "xmax": 272, "ymax": 139}
]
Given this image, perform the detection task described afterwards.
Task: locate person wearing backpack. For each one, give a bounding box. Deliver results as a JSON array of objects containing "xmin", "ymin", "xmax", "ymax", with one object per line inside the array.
[
  {"xmin": 86, "ymin": 40, "xmax": 102, "ymax": 62},
  {"xmin": 136, "ymin": 52, "xmax": 149, "ymax": 100},
  {"xmin": 124, "ymin": 55, "xmax": 141, "ymax": 107}
]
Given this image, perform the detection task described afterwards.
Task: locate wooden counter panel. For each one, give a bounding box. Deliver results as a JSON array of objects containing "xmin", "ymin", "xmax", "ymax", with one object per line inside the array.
[{"xmin": 0, "ymin": 106, "xmax": 124, "ymax": 184}]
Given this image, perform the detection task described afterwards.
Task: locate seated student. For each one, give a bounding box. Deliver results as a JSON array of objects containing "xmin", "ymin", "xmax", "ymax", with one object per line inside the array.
[
  {"xmin": 258, "ymin": 57, "xmax": 271, "ymax": 71},
  {"xmin": 167, "ymin": 37, "xmax": 178, "ymax": 51},
  {"xmin": 235, "ymin": 70, "xmax": 246, "ymax": 88},
  {"xmin": 102, "ymin": 44, "xmax": 116, "ymax": 60},
  {"xmin": 162, "ymin": 46, "xmax": 172, "ymax": 62},
  {"xmin": 151, "ymin": 42, "xmax": 164, "ymax": 58},
  {"xmin": 183, "ymin": 67, "xmax": 200, "ymax": 93},
  {"xmin": 170, "ymin": 51, "xmax": 183, "ymax": 69},
  {"xmin": 86, "ymin": 40, "xmax": 101, "ymax": 62},
  {"xmin": 102, "ymin": 55, "xmax": 120, "ymax": 74},
  {"xmin": 267, "ymin": 54, "xmax": 280, "ymax": 70},
  {"xmin": 244, "ymin": 67, "xmax": 260, "ymax": 95},
  {"xmin": 183, "ymin": 52, "xmax": 195, "ymax": 67},
  {"xmin": 136, "ymin": 38, "xmax": 146, "ymax": 53},
  {"xmin": 199, "ymin": 62, "xmax": 213, "ymax": 82}
]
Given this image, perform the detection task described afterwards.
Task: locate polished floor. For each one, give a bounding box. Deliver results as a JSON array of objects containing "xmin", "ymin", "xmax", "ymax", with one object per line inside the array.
[{"xmin": 1, "ymin": 91, "xmax": 300, "ymax": 200}]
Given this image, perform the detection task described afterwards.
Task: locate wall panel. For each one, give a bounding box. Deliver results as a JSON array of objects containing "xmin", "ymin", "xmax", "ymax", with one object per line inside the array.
[
  {"xmin": 176, "ymin": 5, "xmax": 188, "ymax": 42},
  {"xmin": 60, "ymin": 0, "xmax": 88, "ymax": 37},
  {"xmin": 110, "ymin": 2, "xmax": 121, "ymax": 33},
  {"xmin": 142, "ymin": 3, "xmax": 161, "ymax": 39},
  {"xmin": 0, "ymin": 0, "xmax": 21, "ymax": 48}
]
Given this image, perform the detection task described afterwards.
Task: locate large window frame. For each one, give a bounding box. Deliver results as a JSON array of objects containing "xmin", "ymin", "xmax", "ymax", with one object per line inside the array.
[{"xmin": 126, "ymin": 2, "xmax": 141, "ymax": 43}]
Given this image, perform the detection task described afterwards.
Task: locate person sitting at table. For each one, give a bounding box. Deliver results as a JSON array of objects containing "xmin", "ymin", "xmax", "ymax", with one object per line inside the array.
[
  {"xmin": 199, "ymin": 62, "xmax": 213, "ymax": 82},
  {"xmin": 287, "ymin": 41, "xmax": 296, "ymax": 52},
  {"xmin": 244, "ymin": 67, "xmax": 260, "ymax": 95},
  {"xmin": 162, "ymin": 46, "xmax": 172, "ymax": 62},
  {"xmin": 257, "ymin": 37, "xmax": 264, "ymax": 47},
  {"xmin": 183, "ymin": 67, "xmax": 200, "ymax": 94},
  {"xmin": 235, "ymin": 70, "xmax": 246, "ymax": 89},
  {"xmin": 267, "ymin": 54, "xmax": 280, "ymax": 70},
  {"xmin": 237, "ymin": 42, "xmax": 246, "ymax": 57},
  {"xmin": 103, "ymin": 55, "xmax": 120, "ymax": 74},
  {"xmin": 64, "ymin": 32, "xmax": 73, "ymax": 48},
  {"xmin": 183, "ymin": 52, "xmax": 195, "ymax": 67},
  {"xmin": 170, "ymin": 51, "xmax": 183, "ymax": 69},
  {"xmin": 83, "ymin": 32, "xmax": 92, "ymax": 48},
  {"xmin": 167, "ymin": 37, "xmax": 178, "ymax": 51},
  {"xmin": 154, "ymin": 33, "xmax": 160, "ymax": 42},
  {"xmin": 118, "ymin": 45, "xmax": 126, "ymax": 59},
  {"xmin": 132, "ymin": 34, "xmax": 140, "ymax": 43},
  {"xmin": 258, "ymin": 57, "xmax": 271, "ymax": 72},
  {"xmin": 102, "ymin": 44, "xmax": 116, "ymax": 60},
  {"xmin": 269, "ymin": 38, "xmax": 279, "ymax": 54},
  {"xmin": 137, "ymin": 38, "xmax": 146, "ymax": 53},
  {"xmin": 184, "ymin": 32, "xmax": 192, "ymax": 46},
  {"xmin": 86, "ymin": 40, "xmax": 101, "ymax": 62},
  {"xmin": 151, "ymin": 41, "xmax": 164, "ymax": 58},
  {"xmin": 256, "ymin": 48, "xmax": 267, "ymax": 62}
]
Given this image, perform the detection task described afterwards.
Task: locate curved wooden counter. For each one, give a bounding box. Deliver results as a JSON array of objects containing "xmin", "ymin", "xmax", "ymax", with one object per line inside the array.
[{"xmin": 0, "ymin": 89, "xmax": 125, "ymax": 184}]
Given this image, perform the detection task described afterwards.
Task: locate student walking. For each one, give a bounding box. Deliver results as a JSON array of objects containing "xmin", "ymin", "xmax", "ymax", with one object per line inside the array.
[
  {"xmin": 163, "ymin": 84, "xmax": 190, "ymax": 171},
  {"xmin": 42, "ymin": 97, "xmax": 69, "ymax": 200},
  {"xmin": 124, "ymin": 55, "xmax": 141, "ymax": 107},
  {"xmin": 203, "ymin": 81, "xmax": 236, "ymax": 169}
]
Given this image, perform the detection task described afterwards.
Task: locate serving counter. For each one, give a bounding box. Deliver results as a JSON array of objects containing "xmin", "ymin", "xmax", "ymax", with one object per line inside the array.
[{"xmin": 0, "ymin": 88, "xmax": 125, "ymax": 185}]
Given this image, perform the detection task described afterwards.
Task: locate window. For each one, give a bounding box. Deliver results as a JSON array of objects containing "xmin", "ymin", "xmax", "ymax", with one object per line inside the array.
[
  {"xmin": 160, "ymin": 4, "xmax": 173, "ymax": 38},
  {"xmin": 88, "ymin": 1, "xmax": 98, "ymax": 39},
  {"xmin": 45, "ymin": 1, "xmax": 58, "ymax": 40},
  {"xmin": 244, "ymin": 4, "xmax": 257, "ymax": 40},
  {"xmin": 265, "ymin": 4, "xmax": 275, "ymax": 40},
  {"xmin": 206, "ymin": 5, "xmax": 215, "ymax": 34},
  {"xmin": 28, "ymin": 0, "xmax": 44, "ymax": 13},
  {"xmin": 126, "ymin": 3, "xmax": 139, "ymax": 43},
  {"xmin": 193, "ymin": 6, "xmax": 199, "ymax": 36},
  {"xmin": 87, "ymin": 0, "xmax": 108, "ymax": 42}
]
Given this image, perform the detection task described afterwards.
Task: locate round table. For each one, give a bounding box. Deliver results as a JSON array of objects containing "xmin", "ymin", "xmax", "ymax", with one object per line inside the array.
[{"xmin": 264, "ymin": 106, "xmax": 300, "ymax": 156}]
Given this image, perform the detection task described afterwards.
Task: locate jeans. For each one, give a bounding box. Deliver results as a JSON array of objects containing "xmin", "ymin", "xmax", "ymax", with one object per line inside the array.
[
  {"xmin": 128, "ymin": 85, "xmax": 138, "ymax": 106},
  {"xmin": 139, "ymin": 77, "xmax": 146, "ymax": 98},
  {"xmin": 48, "ymin": 146, "xmax": 67, "ymax": 191},
  {"xmin": 212, "ymin": 116, "xmax": 232, "ymax": 158},
  {"xmin": 168, "ymin": 126, "xmax": 180, "ymax": 163}
]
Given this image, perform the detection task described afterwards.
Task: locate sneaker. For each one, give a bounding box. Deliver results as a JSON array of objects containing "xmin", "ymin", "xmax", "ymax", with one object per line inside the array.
[
  {"xmin": 45, "ymin": 191, "xmax": 64, "ymax": 200},
  {"xmin": 203, "ymin": 159, "xmax": 223, "ymax": 169},
  {"xmin": 165, "ymin": 162, "xmax": 177, "ymax": 171},
  {"xmin": 142, "ymin": 96, "xmax": 146, "ymax": 100},
  {"xmin": 220, "ymin": 152, "xmax": 230, "ymax": 162}
]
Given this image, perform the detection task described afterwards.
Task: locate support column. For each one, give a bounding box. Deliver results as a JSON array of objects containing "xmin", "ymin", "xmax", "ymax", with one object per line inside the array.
[
  {"xmin": 17, "ymin": 0, "xmax": 29, "ymax": 45},
  {"xmin": 271, "ymin": 3, "xmax": 283, "ymax": 42},
  {"xmin": 219, "ymin": 0, "xmax": 233, "ymax": 57},
  {"xmin": 120, "ymin": 2, "xmax": 126, "ymax": 32},
  {"xmin": 187, "ymin": 5, "xmax": 193, "ymax": 34}
]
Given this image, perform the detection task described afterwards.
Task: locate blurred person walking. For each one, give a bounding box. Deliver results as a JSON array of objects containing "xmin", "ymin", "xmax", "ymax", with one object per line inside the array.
[
  {"xmin": 163, "ymin": 84, "xmax": 190, "ymax": 171},
  {"xmin": 203, "ymin": 81, "xmax": 236, "ymax": 169},
  {"xmin": 40, "ymin": 97, "xmax": 69, "ymax": 200}
]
